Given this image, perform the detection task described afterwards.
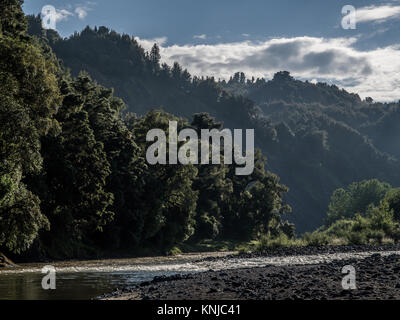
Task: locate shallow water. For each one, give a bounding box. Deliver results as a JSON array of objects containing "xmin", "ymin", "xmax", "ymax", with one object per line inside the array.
[
  {"xmin": 0, "ymin": 252, "xmax": 232, "ymax": 300},
  {"xmin": 1, "ymin": 250, "xmax": 398, "ymax": 300}
]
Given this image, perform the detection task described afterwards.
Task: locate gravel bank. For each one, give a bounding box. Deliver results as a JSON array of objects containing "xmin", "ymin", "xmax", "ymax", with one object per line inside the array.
[{"xmin": 99, "ymin": 246, "xmax": 400, "ymax": 300}]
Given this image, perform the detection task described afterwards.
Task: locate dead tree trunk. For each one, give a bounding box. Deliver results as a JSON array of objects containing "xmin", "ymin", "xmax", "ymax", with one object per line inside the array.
[{"xmin": 0, "ymin": 252, "xmax": 15, "ymax": 267}]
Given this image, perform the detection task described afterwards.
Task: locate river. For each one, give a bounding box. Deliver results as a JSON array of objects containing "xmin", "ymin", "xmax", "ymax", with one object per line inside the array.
[{"xmin": 1, "ymin": 250, "xmax": 399, "ymax": 300}]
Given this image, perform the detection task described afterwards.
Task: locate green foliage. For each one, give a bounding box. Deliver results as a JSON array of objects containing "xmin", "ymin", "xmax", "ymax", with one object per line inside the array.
[
  {"xmin": 0, "ymin": 170, "xmax": 49, "ymax": 254},
  {"xmin": 326, "ymin": 179, "xmax": 392, "ymax": 225},
  {"xmin": 190, "ymin": 113, "xmax": 229, "ymax": 240},
  {"xmin": 10, "ymin": 0, "xmax": 400, "ymax": 260},
  {"xmin": 166, "ymin": 246, "xmax": 182, "ymax": 256},
  {"xmin": 24, "ymin": 18, "xmax": 400, "ymax": 235},
  {"xmin": 63, "ymin": 74, "xmax": 146, "ymax": 251},
  {"xmin": 303, "ymin": 232, "xmax": 330, "ymax": 246},
  {"xmin": 217, "ymin": 149, "xmax": 291, "ymax": 241},
  {"xmin": 303, "ymin": 196, "xmax": 400, "ymax": 246},
  {"xmin": 255, "ymin": 233, "xmax": 290, "ymax": 250},
  {"xmin": 345, "ymin": 231, "xmax": 367, "ymax": 245},
  {"xmin": 131, "ymin": 110, "xmax": 199, "ymax": 248},
  {"xmin": 323, "ymin": 219, "xmax": 355, "ymax": 238},
  {"xmin": 0, "ymin": 5, "xmax": 60, "ymax": 254},
  {"xmin": 221, "ymin": 72, "xmax": 400, "ymax": 232},
  {"xmin": 253, "ymin": 231, "xmax": 303, "ymax": 251},
  {"xmin": 0, "ymin": 0, "xmax": 27, "ymax": 39},
  {"xmin": 385, "ymin": 188, "xmax": 400, "ymax": 221},
  {"xmin": 1, "ymin": 6, "xmax": 292, "ymax": 257},
  {"xmin": 31, "ymin": 77, "xmax": 113, "ymax": 256}
]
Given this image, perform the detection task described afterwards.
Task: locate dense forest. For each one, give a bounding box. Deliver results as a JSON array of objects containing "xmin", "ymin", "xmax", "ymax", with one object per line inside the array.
[
  {"xmin": 220, "ymin": 71, "xmax": 400, "ymax": 231},
  {"xmin": 26, "ymin": 14, "xmax": 400, "ymax": 232},
  {"xmin": 0, "ymin": 1, "xmax": 292, "ymax": 260},
  {"xmin": 2, "ymin": 1, "xmax": 400, "ymax": 261}
]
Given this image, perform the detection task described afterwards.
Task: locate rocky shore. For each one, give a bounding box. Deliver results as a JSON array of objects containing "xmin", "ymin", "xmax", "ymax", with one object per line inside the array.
[{"xmin": 100, "ymin": 246, "xmax": 400, "ymax": 300}]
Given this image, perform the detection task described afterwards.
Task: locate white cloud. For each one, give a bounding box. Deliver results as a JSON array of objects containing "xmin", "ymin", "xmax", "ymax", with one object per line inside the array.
[
  {"xmin": 193, "ymin": 34, "xmax": 207, "ymax": 40},
  {"xmin": 134, "ymin": 36, "xmax": 168, "ymax": 51},
  {"xmin": 74, "ymin": 2, "xmax": 97, "ymax": 20},
  {"xmin": 54, "ymin": 9, "xmax": 74, "ymax": 22},
  {"xmin": 135, "ymin": 36, "xmax": 400, "ymax": 102},
  {"xmin": 75, "ymin": 7, "xmax": 89, "ymax": 20},
  {"xmin": 356, "ymin": 5, "xmax": 400, "ymax": 23},
  {"xmin": 50, "ymin": 2, "xmax": 95, "ymax": 23}
]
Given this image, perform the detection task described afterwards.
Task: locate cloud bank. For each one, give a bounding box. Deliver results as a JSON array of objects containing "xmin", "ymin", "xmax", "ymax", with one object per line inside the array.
[
  {"xmin": 356, "ymin": 5, "xmax": 400, "ymax": 23},
  {"xmin": 137, "ymin": 36, "xmax": 400, "ymax": 102}
]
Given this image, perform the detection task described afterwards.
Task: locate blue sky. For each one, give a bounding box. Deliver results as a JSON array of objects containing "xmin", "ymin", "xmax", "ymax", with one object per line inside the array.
[{"xmin": 23, "ymin": 0, "xmax": 400, "ymax": 101}]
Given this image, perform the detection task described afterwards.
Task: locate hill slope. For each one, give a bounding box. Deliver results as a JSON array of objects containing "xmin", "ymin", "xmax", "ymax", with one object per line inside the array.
[{"xmin": 27, "ymin": 18, "xmax": 400, "ymax": 232}]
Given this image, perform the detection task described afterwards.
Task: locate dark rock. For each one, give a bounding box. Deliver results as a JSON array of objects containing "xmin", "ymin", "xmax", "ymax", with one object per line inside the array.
[{"xmin": 140, "ymin": 281, "xmax": 151, "ymax": 287}]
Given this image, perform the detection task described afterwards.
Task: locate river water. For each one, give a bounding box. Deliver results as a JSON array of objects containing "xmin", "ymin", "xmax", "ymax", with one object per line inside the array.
[{"xmin": 1, "ymin": 250, "xmax": 399, "ymax": 300}]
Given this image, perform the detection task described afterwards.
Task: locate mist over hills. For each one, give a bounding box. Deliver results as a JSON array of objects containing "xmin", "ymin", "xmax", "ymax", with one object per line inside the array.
[{"xmin": 27, "ymin": 16, "xmax": 400, "ymax": 232}]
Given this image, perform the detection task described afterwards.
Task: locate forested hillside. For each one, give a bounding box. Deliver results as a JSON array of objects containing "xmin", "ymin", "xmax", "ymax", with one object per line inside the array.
[
  {"xmin": 26, "ymin": 15, "xmax": 400, "ymax": 232},
  {"xmin": 0, "ymin": 2, "xmax": 293, "ymax": 261},
  {"xmin": 221, "ymin": 72, "xmax": 400, "ymax": 231}
]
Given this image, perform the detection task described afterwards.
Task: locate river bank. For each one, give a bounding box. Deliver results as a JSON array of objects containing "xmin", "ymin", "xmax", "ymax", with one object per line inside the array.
[
  {"xmin": 0, "ymin": 251, "xmax": 235, "ymax": 300},
  {"xmin": 100, "ymin": 245, "xmax": 400, "ymax": 300},
  {"xmin": 2, "ymin": 245, "xmax": 400, "ymax": 300}
]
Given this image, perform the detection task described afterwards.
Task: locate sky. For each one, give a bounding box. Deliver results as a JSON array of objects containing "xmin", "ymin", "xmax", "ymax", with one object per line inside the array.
[{"xmin": 23, "ymin": 0, "xmax": 400, "ymax": 102}]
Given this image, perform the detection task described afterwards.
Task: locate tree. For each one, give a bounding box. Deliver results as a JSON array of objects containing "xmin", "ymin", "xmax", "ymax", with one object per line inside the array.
[
  {"xmin": 190, "ymin": 113, "xmax": 230, "ymax": 239},
  {"xmin": 171, "ymin": 62, "xmax": 183, "ymax": 80},
  {"xmin": 36, "ymin": 76, "xmax": 114, "ymax": 257},
  {"xmin": 239, "ymin": 72, "xmax": 246, "ymax": 84},
  {"xmin": 70, "ymin": 74, "xmax": 148, "ymax": 250},
  {"xmin": 131, "ymin": 110, "xmax": 198, "ymax": 249},
  {"xmin": 0, "ymin": 0, "xmax": 27, "ymax": 39},
  {"xmin": 385, "ymin": 188, "xmax": 400, "ymax": 222},
  {"xmin": 273, "ymin": 71, "xmax": 293, "ymax": 82},
  {"xmin": 220, "ymin": 149, "xmax": 291, "ymax": 240},
  {"xmin": 0, "ymin": 0, "xmax": 60, "ymax": 254},
  {"xmin": 326, "ymin": 179, "xmax": 392, "ymax": 225},
  {"xmin": 149, "ymin": 43, "xmax": 161, "ymax": 69},
  {"xmin": 0, "ymin": 81, "xmax": 49, "ymax": 254}
]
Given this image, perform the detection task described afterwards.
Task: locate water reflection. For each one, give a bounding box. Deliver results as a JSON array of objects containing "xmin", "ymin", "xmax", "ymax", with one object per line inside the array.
[
  {"xmin": 0, "ymin": 252, "xmax": 231, "ymax": 300},
  {"xmin": 0, "ymin": 270, "xmax": 192, "ymax": 300}
]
